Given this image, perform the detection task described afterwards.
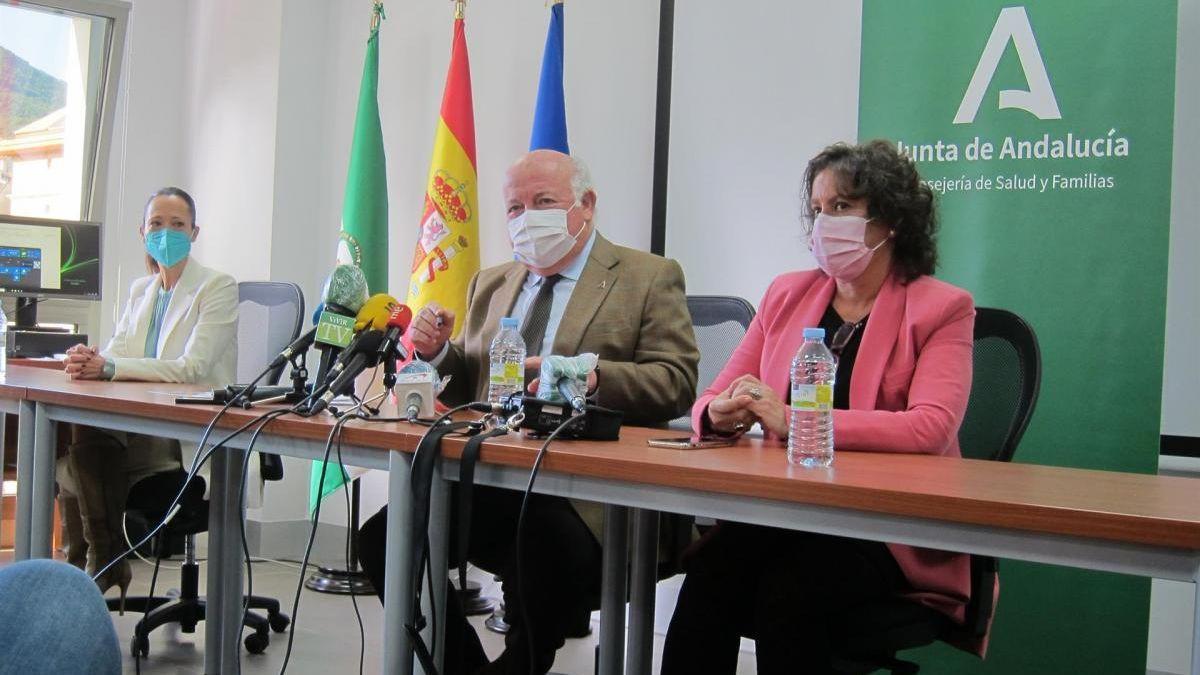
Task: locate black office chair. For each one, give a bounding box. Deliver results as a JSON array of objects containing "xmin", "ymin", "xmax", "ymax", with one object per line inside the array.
[
  {"xmin": 828, "ymin": 307, "xmax": 1042, "ymax": 674},
  {"xmin": 111, "ymin": 281, "xmax": 304, "ymax": 657}
]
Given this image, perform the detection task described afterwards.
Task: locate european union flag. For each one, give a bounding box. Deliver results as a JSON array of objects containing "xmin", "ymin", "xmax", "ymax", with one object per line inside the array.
[{"xmin": 530, "ymin": 1, "xmax": 568, "ymax": 153}]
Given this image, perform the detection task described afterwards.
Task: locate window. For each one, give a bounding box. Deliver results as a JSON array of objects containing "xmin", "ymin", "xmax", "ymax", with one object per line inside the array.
[{"xmin": 0, "ymin": 0, "xmax": 128, "ymax": 221}]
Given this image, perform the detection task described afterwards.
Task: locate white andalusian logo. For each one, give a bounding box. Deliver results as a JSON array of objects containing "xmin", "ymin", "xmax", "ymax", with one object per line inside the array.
[{"xmin": 954, "ymin": 6, "xmax": 1061, "ymax": 124}]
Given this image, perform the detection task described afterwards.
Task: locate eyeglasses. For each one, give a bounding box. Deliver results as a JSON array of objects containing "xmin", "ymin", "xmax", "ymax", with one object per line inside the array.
[{"xmin": 830, "ymin": 319, "xmax": 865, "ymax": 358}]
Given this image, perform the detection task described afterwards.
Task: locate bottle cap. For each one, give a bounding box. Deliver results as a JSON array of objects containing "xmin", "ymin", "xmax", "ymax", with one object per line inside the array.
[
  {"xmin": 803, "ymin": 327, "xmax": 825, "ymax": 340},
  {"xmin": 500, "ymin": 317, "xmax": 519, "ymax": 329}
]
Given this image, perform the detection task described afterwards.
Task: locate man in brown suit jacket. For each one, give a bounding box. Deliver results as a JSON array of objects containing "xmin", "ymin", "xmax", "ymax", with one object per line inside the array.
[{"xmin": 359, "ymin": 150, "xmax": 699, "ymax": 675}]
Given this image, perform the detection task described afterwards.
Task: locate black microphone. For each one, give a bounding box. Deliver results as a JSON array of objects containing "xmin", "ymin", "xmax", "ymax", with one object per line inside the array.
[
  {"xmin": 307, "ymin": 350, "xmax": 374, "ymax": 415},
  {"xmin": 307, "ymin": 330, "xmax": 386, "ymax": 404},
  {"xmin": 268, "ymin": 303, "xmax": 325, "ymax": 371},
  {"xmin": 376, "ymin": 304, "xmax": 414, "ymax": 362}
]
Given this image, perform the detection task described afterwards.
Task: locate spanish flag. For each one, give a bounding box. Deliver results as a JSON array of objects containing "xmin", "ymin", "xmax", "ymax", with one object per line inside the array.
[{"xmin": 406, "ymin": 2, "xmax": 479, "ymax": 338}]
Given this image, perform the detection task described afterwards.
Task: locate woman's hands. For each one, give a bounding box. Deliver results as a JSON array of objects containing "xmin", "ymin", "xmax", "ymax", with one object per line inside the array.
[
  {"xmin": 707, "ymin": 374, "xmax": 790, "ymax": 438},
  {"xmin": 64, "ymin": 344, "xmax": 106, "ymax": 380}
]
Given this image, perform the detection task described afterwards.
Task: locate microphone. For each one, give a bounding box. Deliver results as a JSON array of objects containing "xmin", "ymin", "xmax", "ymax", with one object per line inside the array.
[
  {"xmin": 535, "ymin": 353, "xmax": 598, "ymax": 412},
  {"xmin": 376, "ymin": 304, "xmax": 414, "ymax": 362},
  {"xmin": 393, "ymin": 359, "xmax": 437, "ymax": 420},
  {"xmin": 556, "ymin": 377, "xmax": 587, "ymax": 413},
  {"xmin": 307, "ymin": 348, "xmax": 379, "ymax": 415},
  {"xmin": 267, "ymin": 303, "xmax": 326, "ymax": 370},
  {"xmin": 303, "ymin": 292, "xmax": 397, "ymax": 405},
  {"xmin": 312, "ymin": 265, "xmax": 370, "ymax": 385},
  {"xmin": 355, "ymin": 293, "xmax": 401, "ymax": 331}
]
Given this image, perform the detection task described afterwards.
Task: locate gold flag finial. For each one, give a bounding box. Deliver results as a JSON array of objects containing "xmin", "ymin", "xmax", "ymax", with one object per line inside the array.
[
  {"xmin": 453, "ymin": 0, "xmax": 465, "ymax": 20},
  {"xmin": 369, "ymin": 1, "xmax": 385, "ymax": 32}
]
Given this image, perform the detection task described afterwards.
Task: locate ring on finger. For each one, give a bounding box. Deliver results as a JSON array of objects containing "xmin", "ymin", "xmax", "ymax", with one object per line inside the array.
[{"xmin": 748, "ymin": 386, "xmax": 763, "ymax": 401}]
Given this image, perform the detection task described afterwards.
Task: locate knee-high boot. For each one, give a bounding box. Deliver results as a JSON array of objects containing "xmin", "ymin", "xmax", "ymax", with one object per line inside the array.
[{"xmin": 68, "ymin": 429, "xmax": 132, "ymax": 608}]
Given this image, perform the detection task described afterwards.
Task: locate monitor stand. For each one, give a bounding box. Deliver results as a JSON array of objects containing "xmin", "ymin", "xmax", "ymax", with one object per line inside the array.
[
  {"xmin": 14, "ymin": 296, "xmax": 39, "ymax": 330},
  {"xmin": 13, "ymin": 296, "xmax": 68, "ymax": 333}
]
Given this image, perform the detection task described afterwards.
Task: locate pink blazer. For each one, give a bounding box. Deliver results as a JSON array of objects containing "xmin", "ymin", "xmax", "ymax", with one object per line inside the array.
[{"xmin": 694, "ymin": 269, "xmax": 986, "ymax": 647}]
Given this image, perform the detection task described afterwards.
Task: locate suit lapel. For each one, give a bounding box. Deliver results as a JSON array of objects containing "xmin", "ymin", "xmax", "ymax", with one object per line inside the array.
[
  {"xmin": 770, "ymin": 275, "xmax": 836, "ymax": 397},
  {"xmin": 849, "ymin": 273, "xmax": 904, "ymax": 411},
  {"xmin": 157, "ymin": 259, "xmax": 204, "ymax": 354},
  {"xmin": 496, "ymin": 263, "xmax": 529, "ymax": 320},
  {"xmin": 553, "ymin": 234, "xmax": 618, "ymax": 356}
]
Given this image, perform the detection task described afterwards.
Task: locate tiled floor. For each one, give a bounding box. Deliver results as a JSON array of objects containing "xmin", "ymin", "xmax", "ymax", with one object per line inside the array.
[{"xmin": 49, "ymin": 557, "xmax": 758, "ymax": 674}]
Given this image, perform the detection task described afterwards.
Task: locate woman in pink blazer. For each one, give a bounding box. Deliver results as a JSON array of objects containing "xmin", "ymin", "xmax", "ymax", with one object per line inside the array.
[{"xmin": 661, "ymin": 140, "xmax": 978, "ymax": 674}]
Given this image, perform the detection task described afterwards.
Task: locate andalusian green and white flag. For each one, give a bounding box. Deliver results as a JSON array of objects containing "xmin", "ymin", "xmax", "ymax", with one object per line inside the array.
[{"xmin": 310, "ymin": 2, "xmax": 388, "ymax": 512}]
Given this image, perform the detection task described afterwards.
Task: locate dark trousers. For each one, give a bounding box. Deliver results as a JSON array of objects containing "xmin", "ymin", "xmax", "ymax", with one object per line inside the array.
[
  {"xmin": 358, "ymin": 484, "xmax": 603, "ymax": 675},
  {"xmin": 660, "ymin": 523, "xmax": 906, "ymax": 675}
]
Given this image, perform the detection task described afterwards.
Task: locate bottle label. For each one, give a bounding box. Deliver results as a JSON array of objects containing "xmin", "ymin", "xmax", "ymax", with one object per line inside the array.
[
  {"xmin": 490, "ymin": 361, "xmax": 522, "ymax": 386},
  {"xmin": 791, "ymin": 383, "xmax": 832, "ymax": 411}
]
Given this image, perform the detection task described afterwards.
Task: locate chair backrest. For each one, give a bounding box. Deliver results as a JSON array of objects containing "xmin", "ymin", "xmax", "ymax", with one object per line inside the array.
[
  {"xmin": 956, "ymin": 307, "xmax": 1040, "ymax": 640},
  {"xmin": 236, "ymin": 281, "xmax": 304, "ymax": 386},
  {"xmin": 957, "ymin": 307, "xmax": 1041, "ymax": 463},
  {"xmin": 670, "ymin": 295, "xmax": 756, "ymax": 430}
]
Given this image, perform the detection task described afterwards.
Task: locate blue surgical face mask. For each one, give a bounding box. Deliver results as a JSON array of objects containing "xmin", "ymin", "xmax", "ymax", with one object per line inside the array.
[{"xmin": 144, "ymin": 229, "xmax": 192, "ymax": 268}]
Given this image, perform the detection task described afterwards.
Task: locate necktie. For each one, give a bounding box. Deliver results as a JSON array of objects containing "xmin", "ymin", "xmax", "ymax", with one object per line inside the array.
[{"xmin": 520, "ymin": 274, "xmax": 562, "ymax": 357}]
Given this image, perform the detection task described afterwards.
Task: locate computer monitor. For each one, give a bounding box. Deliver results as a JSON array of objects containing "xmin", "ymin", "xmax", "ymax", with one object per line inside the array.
[
  {"xmin": 0, "ymin": 214, "xmax": 102, "ymax": 299},
  {"xmin": 0, "ymin": 214, "xmax": 102, "ymax": 329}
]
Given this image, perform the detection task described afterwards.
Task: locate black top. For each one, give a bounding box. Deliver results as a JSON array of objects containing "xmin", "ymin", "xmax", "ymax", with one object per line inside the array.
[{"xmin": 818, "ymin": 303, "xmax": 868, "ymax": 410}]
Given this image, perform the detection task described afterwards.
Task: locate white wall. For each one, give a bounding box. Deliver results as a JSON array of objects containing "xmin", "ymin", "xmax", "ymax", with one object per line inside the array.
[{"xmin": 664, "ymin": 1, "xmax": 862, "ymax": 303}]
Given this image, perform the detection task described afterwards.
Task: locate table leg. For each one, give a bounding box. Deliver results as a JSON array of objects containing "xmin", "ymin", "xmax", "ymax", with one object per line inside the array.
[
  {"xmin": 13, "ymin": 400, "xmax": 34, "ymax": 560},
  {"xmin": 0, "ymin": 411, "xmax": 7, "ymax": 553},
  {"xmin": 626, "ymin": 509, "xmax": 659, "ymax": 675},
  {"xmin": 1191, "ymin": 567, "xmax": 1200, "ymax": 675},
  {"xmin": 28, "ymin": 403, "xmax": 55, "ymax": 558},
  {"xmin": 599, "ymin": 504, "xmax": 629, "ymax": 675},
  {"xmin": 204, "ymin": 448, "xmax": 228, "ymax": 675},
  {"xmin": 219, "ymin": 447, "xmax": 247, "ymax": 674},
  {"xmin": 383, "ymin": 451, "xmax": 415, "ymax": 675},
  {"xmin": 427, "ymin": 463, "xmax": 450, "ymax": 673}
]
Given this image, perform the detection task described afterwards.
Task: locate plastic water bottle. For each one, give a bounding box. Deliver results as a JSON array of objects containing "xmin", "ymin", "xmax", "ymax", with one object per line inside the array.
[
  {"xmin": 488, "ymin": 317, "xmax": 525, "ymax": 406},
  {"xmin": 0, "ymin": 304, "xmax": 8, "ymax": 377},
  {"xmin": 788, "ymin": 327, "xmax": 835, "ymax": 467}
]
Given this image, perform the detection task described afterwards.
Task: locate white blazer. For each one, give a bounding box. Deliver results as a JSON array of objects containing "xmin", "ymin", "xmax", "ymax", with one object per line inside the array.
[
  {"xmin": 105, "ymin": 258, "xmax": 238, "ymax": 386},
  {"xmin": 100, "ymin": 258, "xmax": 253, "ymax": 499}
]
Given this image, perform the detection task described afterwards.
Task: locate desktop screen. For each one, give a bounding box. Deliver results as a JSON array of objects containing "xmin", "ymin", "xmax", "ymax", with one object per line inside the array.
[{"xmin": 0, "ymin": 215, "xmax": 101, "ymax": 300}]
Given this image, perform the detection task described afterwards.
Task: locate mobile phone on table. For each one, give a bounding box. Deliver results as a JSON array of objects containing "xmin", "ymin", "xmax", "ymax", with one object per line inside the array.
[{"xmin": 647, "ymin": 436, "xmax": 736, "ymax": 449}]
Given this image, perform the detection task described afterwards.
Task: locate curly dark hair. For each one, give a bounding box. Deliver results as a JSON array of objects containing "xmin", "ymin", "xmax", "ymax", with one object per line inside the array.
[{"xmin": 801, "ymin": 140, "xmax": 937, "ymax": 282}]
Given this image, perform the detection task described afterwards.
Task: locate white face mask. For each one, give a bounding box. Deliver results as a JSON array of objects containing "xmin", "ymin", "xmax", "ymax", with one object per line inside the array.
[
  {"xmin": 810, "ymin": 213, "xmax": 888, "ymax": 280},
  {"xmin": 507, "ymin": 202, "xmax": 582, "ymax": 269}
]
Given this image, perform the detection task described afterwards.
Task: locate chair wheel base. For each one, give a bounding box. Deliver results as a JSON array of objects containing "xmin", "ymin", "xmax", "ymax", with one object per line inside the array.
[
  {"xmin": 130, "ymin": 634, "xmax": 149, "ymax": 658},
  {"xmin": 244, "ymin": 631, "xmax": 269, "ymax": 654}
]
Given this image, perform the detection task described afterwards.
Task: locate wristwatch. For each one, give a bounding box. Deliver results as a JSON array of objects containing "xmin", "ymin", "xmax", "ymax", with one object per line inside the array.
[{"xmin": 101, "ymin": 358, "xmax": 115, "ymax": 380}]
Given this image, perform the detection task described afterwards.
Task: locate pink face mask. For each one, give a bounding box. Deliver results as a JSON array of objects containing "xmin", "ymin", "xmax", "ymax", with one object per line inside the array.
[{"xmin": 810, "ymin": 214, "xmax": 888, "ymax": 280}]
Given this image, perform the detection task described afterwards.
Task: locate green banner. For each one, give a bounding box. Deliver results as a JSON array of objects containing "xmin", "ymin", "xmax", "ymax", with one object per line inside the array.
[{"xmin": 859, "ymin": 2, "xmax": 1176, "ymax": 673}]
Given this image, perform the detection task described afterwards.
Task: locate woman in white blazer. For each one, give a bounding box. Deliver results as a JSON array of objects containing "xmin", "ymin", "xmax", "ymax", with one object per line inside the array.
[{"xmin": 61, "ymin": 187, "xmax": 238, "ymax": 601}]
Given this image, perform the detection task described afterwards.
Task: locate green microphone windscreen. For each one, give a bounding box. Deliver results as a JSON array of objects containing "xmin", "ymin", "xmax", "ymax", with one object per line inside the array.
[{"xmin": 321, "ymin": 264, "xmax": 369, "ymax": 313}]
